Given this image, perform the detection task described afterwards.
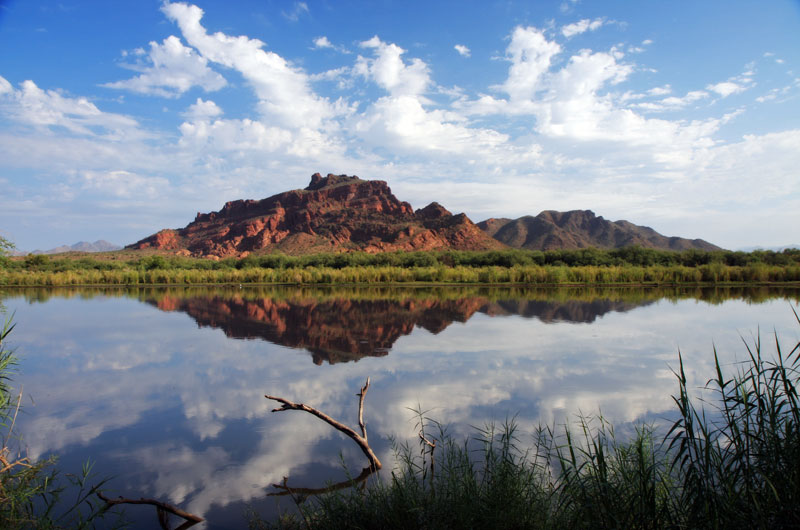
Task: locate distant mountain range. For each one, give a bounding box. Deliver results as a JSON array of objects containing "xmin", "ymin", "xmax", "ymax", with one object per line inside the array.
[
  {"xmin": 11, "ymin": 240, "xmax": 122, "ymax": 256},
  {"xmin": 737, "ymin": 244, "xmax": 799, "ymax": 252},
  {"xmin": 128, "ymin": 173, "xmax": 721, "ymax": 258},
  {"xmin": 478, "ymin": 211, "xmax": 720, "ymax": 251}
]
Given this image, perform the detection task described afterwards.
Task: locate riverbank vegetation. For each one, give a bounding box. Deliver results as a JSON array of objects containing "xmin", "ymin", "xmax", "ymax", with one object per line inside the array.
[
  {"xmin": 1, "ymin": 247, "xmax": 799, "ymax": 286},
  {"xmin": 256, "ymin": 312, "xmax": 800, "ymax": 529}
]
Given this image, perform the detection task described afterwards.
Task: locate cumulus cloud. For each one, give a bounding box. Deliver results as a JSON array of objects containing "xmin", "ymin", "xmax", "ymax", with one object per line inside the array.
[
  {"xmin": 182, "ymin": 97, "xmax": 223, "ymax": 120},
  {"xmin": 352, "ymin": 95, "xmax": 512, "ymax": 157},
  {"xmin": 313, "ymin": 36, "xmax": 332, "ymax": 49},
  {"xmin": 454, "ymin": 44, "xmax": 471, "ymax": 57},
  {"xmin": 355, "ymin": 36, "xmax": 432, "ymax": 97},
  {"xmin": 0, "ymin": 76, "xmax": 141, "ymax": 138},
  {"xmin": 648, "ymin": 85, "xmax": 671, "ymax": 96},
  {"xmin": 499, "ymin": 26, "xmax": 561, "ymax": 102},
  {"xmin": 561, "ymin": 17, "xmax": 606, "ymax": 38},
  {"xmin": 451, "ymin": 25, "xmax": 725, "ymax": 169},
  {"xmin": 312, "ymin": 35, "xmax": 350, "ymax": 54},
  {"xmin": 707, "ymin": 81, "xmax": 746, "ymax": 97},
  {"xmin": 162, "ymin": 1, "xmax": 337, "ymax": 129},
  {"xmin": 103, "ymin": 35, "xmax": 227, "ymax": 98}
]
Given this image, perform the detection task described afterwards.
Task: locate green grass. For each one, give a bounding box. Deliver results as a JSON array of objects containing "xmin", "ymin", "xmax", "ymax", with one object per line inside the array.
[{"xmin": 253, "ymin": 311, "xmax": 800, "ymax": 529}]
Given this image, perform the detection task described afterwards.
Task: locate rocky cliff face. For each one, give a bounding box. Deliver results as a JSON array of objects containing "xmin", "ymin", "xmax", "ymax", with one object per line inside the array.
[
  {"xmin": 129, "ymin": 173, "xmax": 505, "ymax": 257},
  {"xmin": 478, "ymin": 210, "xmax": 720, "ymax": 251}
]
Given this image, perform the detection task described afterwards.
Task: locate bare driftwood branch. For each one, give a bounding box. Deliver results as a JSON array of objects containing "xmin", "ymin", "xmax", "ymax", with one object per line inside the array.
[
  {"xmin": 357, "ymin": 379, "xmax": 369, "ymax": 442},
  {"xmin": 97, "ymin": 491, "xmax": 203, "ymax": 530},
  {"xmin": 265, "ymin": 377, "xmax": 382, "ymax": 471},
  {"xmin": 268, "ymin": 466, "xmax": 376, "ymax": 499}
]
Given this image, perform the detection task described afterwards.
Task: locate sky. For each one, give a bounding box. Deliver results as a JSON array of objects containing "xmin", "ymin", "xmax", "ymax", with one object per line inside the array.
[{"xmin": 0, "ymin": 0, "xmax": 798, "ymax": 251}]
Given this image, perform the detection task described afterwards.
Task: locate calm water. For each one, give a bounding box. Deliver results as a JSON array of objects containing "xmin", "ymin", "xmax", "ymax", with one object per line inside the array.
[{"xmin": 1, "ymin": 285, "xmax": 798, "ymax": 528}]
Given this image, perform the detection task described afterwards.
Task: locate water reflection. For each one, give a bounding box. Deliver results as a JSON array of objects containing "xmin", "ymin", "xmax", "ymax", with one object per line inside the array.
[
  {"xmin": 0, "ymin": 285, "xmax": 798, "ymax": 529},
  {"xmin": 132, "ymin": 285, "xmax": 798, "ymax": 364}
]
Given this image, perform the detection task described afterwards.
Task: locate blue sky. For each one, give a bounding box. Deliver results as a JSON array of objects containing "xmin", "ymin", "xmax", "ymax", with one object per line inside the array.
[{"xmin": 1, "ymin": 0, "xmax": 798, "ymax": 251}]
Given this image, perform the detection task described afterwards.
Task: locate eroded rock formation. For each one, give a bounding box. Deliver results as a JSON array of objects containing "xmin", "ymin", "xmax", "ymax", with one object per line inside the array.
[{"xmin": 129, "ymin": 173, "xmax": 505, "ymax": 257}]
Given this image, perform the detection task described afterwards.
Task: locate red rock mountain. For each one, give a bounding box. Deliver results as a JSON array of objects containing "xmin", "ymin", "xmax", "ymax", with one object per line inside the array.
[
  {"xmin": 129, "ymin": 173, "xmax": 505, "ymax": 257},
  {"xmin": 478, "ymin": 210, "xmax": 720, "ymax": 251}
]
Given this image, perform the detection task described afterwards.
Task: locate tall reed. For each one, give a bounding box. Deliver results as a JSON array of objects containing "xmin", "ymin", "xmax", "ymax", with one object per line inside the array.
[{"xmin": 256, "ymin": 312, "xmax": 800, "ymax": 529}]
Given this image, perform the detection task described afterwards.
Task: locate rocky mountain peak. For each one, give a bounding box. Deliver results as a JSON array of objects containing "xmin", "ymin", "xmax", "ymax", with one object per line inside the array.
[
  {"xmin": 128, "ymin": 172, "xmax": 504, "ymax": 257},
  {"xmin": 415, "ymin": 202, "xmax": 452, "ymax": 220},
  {"xmin": 305, "ymin": 173, "xmax": 363, "ymax": 191}
]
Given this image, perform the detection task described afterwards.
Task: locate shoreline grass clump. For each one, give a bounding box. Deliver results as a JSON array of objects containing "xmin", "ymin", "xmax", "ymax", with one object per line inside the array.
[{"xmin": 255, "ymin": 312, "xmax": 800, "ymax": 529}]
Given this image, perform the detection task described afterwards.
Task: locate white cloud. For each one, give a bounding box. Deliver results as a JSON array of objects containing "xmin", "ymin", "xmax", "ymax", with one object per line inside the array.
[
  {"xmin": 282, "ymin": 1, "xmax": 309, "ymax": 22},
  {"xmin": 0, "ymin": 75, "xmax": 12, "ymax": 95},
  {"xmin": 498, "ymin": 26, "xmax": 562, "ymax": 102},
  {"xmin": 313, "ymin": 36, "xmax": 332, "ymax": 49},
  {"xmin": 0, "ymin": 77, "xmax": 141, "ymax": 138},
  {"xmin": 312, "ymin": 35, "xmax": 350, "ymax": 54},
  {"xmin": 634, "ymin": 90, "xmax": 709, "ymax": 112},
  {"xmin": 352, "ymin": 95, "xmax": 513, "ymax": 157},
  {"xmin": 707, "ymin": 81, "xmax": 746, "ymax": 97},
  {"xmin": 454, "ymin": 44, "xmax": 471, "ymax": 57},
  {"xmin": 561, "ymin": 17, "xmax": 605, "ymax": 38},
  {"xmin": 103, "ymin": 35, "xmax": 227, "ymax": 98},
  {"xmin": 162, "ymin": 2, "xmax": 337, "ymax": 129},
  {"xmin": 355, "ymin": 36, "xmax": 431, "ymax": 97},
  {"xmin": 647, "ymin": 85, "xmax": 671, "ymax": 96},
  {"xmin": 81, "ymin": 170, "xmax": 170, "ymax": 199},
  {"xmin": 183, "ymin": 97, "xmax": 222, "ymax": 120}
]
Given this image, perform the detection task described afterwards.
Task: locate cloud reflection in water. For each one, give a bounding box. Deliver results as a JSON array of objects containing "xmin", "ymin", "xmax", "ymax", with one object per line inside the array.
[{"xmin": 2, "ymin": 285, "xmax": 797, "ymax": 527}]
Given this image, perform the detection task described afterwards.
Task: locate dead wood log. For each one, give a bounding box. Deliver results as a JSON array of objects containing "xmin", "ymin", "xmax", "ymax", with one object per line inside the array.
[
  {"xmin": 96, "ymin": 491, "xmax": 203, "ymax": 530},
  {"xmin": 265, "ymin": 377, "xmax": 382, "ymax": 471},
  {"xmin": 268, "ymin": 466, "xmax": 376, "ymax": 500}
]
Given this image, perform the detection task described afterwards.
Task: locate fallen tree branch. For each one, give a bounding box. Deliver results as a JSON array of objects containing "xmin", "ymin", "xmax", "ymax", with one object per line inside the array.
[
  {"xmin": 268, "ymin": 466, "xmax": 376, "ymax": 499},
  {"xmin": 265, "ymin": 377, "xmax": 382, "ymax": 471},
  {"xmin": 97, "ymin": 491, "xmax": 203, "ymax": 530}
]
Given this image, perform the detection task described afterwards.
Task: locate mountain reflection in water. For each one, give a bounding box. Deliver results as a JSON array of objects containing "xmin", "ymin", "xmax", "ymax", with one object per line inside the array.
[
  {"xmin": 144, "ymin": 291, "xmax": 649, "ymax": 364},
  {"xmin": 136, "ymin": 285, "xmax": 798, "ymax": 365}
]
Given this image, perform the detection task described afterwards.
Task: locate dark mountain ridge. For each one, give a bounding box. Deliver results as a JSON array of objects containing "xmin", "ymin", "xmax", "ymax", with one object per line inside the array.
[{"xmin": 478, "ymin": 210, "xmax": 720, "ymax": 251}]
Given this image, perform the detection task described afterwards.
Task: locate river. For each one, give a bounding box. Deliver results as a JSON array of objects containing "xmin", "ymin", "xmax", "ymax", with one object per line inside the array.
[{"xmin": 1, "ymin": 285, "xmax": 798, "ymax": 528}]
